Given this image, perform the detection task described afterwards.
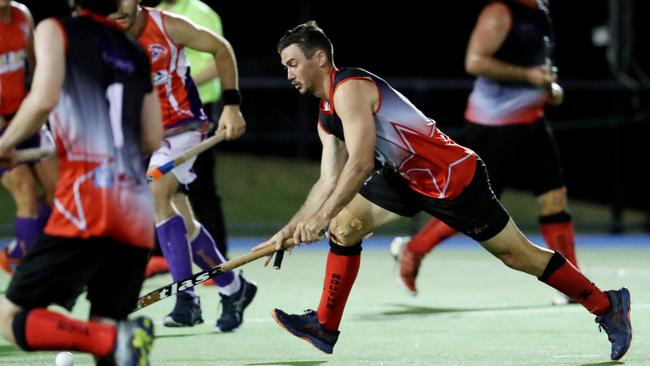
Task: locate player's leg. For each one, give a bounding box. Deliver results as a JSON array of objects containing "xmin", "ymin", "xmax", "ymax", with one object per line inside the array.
[
  {"xmin": 393, "ymin": 218, "xmax": 456, "ymax": 294},
  {"xmin": 273, "ymin": 169, "xmax": 414, "ymax": 354},
  {"xmin": 188, "ymin": 146, "xmax": 229, "ymax": 256},
  {"xmin": 443, "ymin": 160, "xmax": 630, "ymax": 361},
  {"xmin": 0, "ymin": 236, "xmax": 150, "ymax": 362},
  {"xmin": 148, "ymin": 132, "xmax": 203, "ymax": 327},
  {"xmin": 172, "ymin": 192, "xmax": 257, "ymax": 332},
  {"xmin": 0, "ymin": 165, "xmax": 40, "ymax": 274},
  {"xmin": 89, "ymin": 238, "xmax": 154, "ymax": 365},
  {"xmin": 531, "ymin": 120, "xmax": 579, "ymax": 268}
]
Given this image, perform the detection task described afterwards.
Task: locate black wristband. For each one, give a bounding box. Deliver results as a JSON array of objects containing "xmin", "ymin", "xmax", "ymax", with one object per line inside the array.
[{"xmin": 222, "ymin": 89, "xmax": 241, "ymax": 105}]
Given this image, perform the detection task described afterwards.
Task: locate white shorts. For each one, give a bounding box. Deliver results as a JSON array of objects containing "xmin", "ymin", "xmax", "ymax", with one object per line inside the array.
[{"xmin": 148, "ymin": 130, "xmax": 202, "ymax": 185}]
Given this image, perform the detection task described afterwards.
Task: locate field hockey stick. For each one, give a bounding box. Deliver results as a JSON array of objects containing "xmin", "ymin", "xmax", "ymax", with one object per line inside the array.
[
  {"xmin": 134, "ymin": 237, "xmax": 300, "ymax": 311},
  {"xmin": 146, "ymin": 129, "xmax": 227, "ymax": 182},
  {"xmin": 273, "ymin": 250, "xmax": 285, "ymax": 270},
  {"xmin": 13, "ymin": 146, "xmax": 56, "ymax": 162}
]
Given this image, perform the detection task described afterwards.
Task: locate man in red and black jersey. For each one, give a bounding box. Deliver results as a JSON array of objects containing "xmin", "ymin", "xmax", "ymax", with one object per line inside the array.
[
  {"xmin": 255, "ymin": 21, "xmax": 632, "ymax": 361},
  {"xmin": 0, "ymin": 0, "xmax": 162, "ymax": 364}
]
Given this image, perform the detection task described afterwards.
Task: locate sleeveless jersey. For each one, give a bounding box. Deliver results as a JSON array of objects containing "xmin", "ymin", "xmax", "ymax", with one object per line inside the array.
[
  {"xmin": 137, "ymin": 7, "xmax": 207, "ymax": 131},
  {"xmin": 0, "ymin": 2, "xmax": 31, "ymax": 118},
  {"xmin": 319, "ymin": 68, "xmax": 477, "ymax": 200},
  {"xmin": 45, "ymin": 12, "xmax": 155, "ymax": 248},
  {"xmin": 465, "ymin": 0, "xmax": 553, "ymax": 125}
]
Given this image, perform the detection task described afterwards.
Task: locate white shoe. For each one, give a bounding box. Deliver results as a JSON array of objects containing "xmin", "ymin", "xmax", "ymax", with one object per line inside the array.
[{"xmin": 389, "ymin": 236, "xmax": 411, "ymax": 261}]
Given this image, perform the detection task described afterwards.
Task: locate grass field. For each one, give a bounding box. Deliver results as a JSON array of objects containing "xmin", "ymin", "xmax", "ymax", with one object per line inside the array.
[{"xmin": 1, "ymin": 235, "xmax": 649, "ymax": 365}]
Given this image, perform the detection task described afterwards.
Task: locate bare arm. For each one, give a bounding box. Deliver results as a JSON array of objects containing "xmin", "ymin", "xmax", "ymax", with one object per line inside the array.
[
  {"xmin": 316, "ymin": 80, "xmax": 377, "ymax": 220},
  {"xmin": 139, "ymin": 91, "xmax": 163, "ymax": 155},
  {"xmin": 0, "ymin": 19, "xmax": 64, "ymax": 155},
  {"xmin": 465, "ymin": 2, "xmax": 554, "ymax": 88},
  {"xmin": 287, "ymin": 126, "xmax": 348, "ymax": 228},
  {"xmin": 163, "ymin": 14, "xmax": 245, "ymax": 139},
  {"xmin": 254, "ymin": 126, "xmax": 347, "ymax": 255},
  {"xmin": 290, "ymin": 80, "xmax": 377, "ymax": 244}
]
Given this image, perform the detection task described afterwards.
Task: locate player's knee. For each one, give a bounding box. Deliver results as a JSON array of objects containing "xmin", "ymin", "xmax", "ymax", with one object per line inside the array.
[
  {"xmin": 329, "ymin": 212, "xmax": 368, "ymax": 246},
  {"xmin": 537, "ymin": 187, "xmax": 568, "ymax": 215},
  {"xmin": 8, "ymin": 182, "xmax": 38, "ymax": 215}
]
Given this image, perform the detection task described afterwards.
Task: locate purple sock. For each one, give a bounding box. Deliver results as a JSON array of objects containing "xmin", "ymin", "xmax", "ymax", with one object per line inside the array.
[
  {"xmin": 156, "ymin": 215, "xmax": 196, "ymax": 296},
  {"xmin": 12, "ymin": 217, "xmax": 42, "ymax": 258},
  {"xmin": 191, "ymin": 225, "xmax": 235, "ymax": 287},
  {"xmin": 36, "ymin": 201, "xmax": 52, "ymax": 231}
]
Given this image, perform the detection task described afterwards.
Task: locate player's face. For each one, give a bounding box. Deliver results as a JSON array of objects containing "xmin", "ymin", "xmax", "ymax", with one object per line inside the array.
[
  {"xmin": 280, "ymin": 44, "xmax": 319, "ymax": 96},
  {"xmin": 108, "ymin": 0, "xmax": 139, "ymax": 30}
]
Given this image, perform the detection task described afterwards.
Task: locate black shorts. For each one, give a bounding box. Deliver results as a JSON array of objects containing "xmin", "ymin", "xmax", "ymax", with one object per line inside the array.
[
  {"xmin": 6, "ymin": 235, "xmax": 149, "ymax": 320},
  {"xmin": 463, "ymin": 118, "xmax": 565, "ymax": 197},
  {"xmin": 359, "ymin": 159, "xmax": 510, "ymax": 242}
]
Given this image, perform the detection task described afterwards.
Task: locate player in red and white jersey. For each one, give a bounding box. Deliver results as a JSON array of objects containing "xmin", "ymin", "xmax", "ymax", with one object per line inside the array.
[
  {"xmin": 254, "ymin": 21, "xmax": 631, "ymax": 360},
  {"xmin": 0, "ymin": 0, "xmax": 59, "ymax": 274},
  {"xmin": 108, "ymin": 0, "xmax": 256, "ymax": 331},
  {"xmin": 0, "ymin": 0, "xmax": 163, "ymax": 363}
]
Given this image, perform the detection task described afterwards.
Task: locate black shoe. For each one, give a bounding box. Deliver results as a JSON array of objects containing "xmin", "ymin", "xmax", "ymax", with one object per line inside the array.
[
  {"xmin": 163, "ymin": 292, "xmax": 204, "ymax": 327},
  {"xmin": 216, "ymin": 275, "xmax": 257, "ymax": 332},
  {"xmin": 272, "ymin": 309, "xmax": 339, "ymax": 354},
  {"xmin": 596, "ymin": 287, "xmax": 632, "ymax": 360}
]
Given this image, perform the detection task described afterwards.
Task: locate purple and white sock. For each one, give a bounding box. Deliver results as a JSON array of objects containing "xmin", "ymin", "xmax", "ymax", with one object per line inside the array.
[
  {"xmin": 190, "ymin": 223, "xmax": 240, "ymax": 295},
  {"xmin": 12, "ymin": 216, "xmax": 42, "ymax": 258},
  {"xmin": 156, "ymin": 215, "xmax": 196, "ymax": 297}
]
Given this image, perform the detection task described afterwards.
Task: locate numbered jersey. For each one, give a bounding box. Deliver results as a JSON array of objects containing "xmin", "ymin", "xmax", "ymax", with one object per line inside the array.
[
  {"xmin": 0, "ymin": 2, "xmax": 31, "ymax": 118},
  {"xmin": 138, "ymin": 7, "xmax": 207, "ymax": 131},
  {"xmin": 46, "ymin": 12, "xmax": 155, "ymax": 248}
]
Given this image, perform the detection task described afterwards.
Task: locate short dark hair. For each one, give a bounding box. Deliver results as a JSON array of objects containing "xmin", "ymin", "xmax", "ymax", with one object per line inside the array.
[
  {"xmin": 277, "ymin": 21, "xmax": 333, "ymax": 62},
  {"xmin": 76, "ymin": 0, "xmax": 119, "ymax": 16}
]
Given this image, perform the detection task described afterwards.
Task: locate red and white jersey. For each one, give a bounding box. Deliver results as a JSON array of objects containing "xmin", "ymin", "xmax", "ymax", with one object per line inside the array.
[
  {"xmin": 137, "ymin": 7, "xmax": 207, "ymax": 131},
  {"xmin": 319, "ymin": 68, "xmax": 477, "ymax": 200},
  {"xmin": 0, "ymin": 2, "xmax": 31, "ymax": 118},
  {"xmin": 45, "ymin": 13, "xmax": 155, "ymax": 248}
]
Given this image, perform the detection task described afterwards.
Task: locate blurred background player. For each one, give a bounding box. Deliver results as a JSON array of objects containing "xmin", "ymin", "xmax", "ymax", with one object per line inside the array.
[
  {"xmin": 108, "ymin": 0, "xmax": 256, "ymax": 332},
  {"xmin": 392, "ymin": 0, "xmax": 579, "ymax": 304},
  {"xmin": 259, "ymin": 21, "xmax": 631, "ymax": 361},
  {"xmin": 0, "ymin": 0, "xmax": 58, "ymax": 274},
  {"xmin": 157, "ymin": 0, "xmax": 230, "ymax": 259},
  {"xmin": 0, "ymin": 0, "xmax": 161, "ymax": 363}
]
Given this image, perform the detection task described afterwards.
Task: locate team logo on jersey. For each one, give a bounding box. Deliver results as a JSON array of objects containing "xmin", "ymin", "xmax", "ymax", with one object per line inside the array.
[
  {"xmin": 148, "ymin": 44, "xmax": 166, "ymax": 63},
  {"xmin": 152, "ymin": 70, "xmax": 169, "ymax": 86}
]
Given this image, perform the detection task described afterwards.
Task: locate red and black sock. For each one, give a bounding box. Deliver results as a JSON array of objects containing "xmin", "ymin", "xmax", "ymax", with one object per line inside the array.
[
  {"xmin": 316, "ymin": 240, "xmax": 362, "ymax": 332},
  {"xmin": 540, "ymin": 211, "xmax": 579, "ymax": 268},
  {"xmin": 538, "ymin": 251, "xmax": 610, "ymax": 316},
  {"xmin": 406, "ymin": 219, "xmax": 457, "ymax": 256},
  {"xmin": 13, "ymin": 308, "xmax": 116, "ymax": 357}
]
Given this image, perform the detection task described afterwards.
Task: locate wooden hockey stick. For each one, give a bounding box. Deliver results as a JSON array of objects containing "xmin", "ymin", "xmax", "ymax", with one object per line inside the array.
[
  {"xmin": 134, "ymin": 237, "xmax": 299, "ymax": 311},
  {"xmin": 146, "ymin": 129, "xmax": 227, "ymax": 182}
]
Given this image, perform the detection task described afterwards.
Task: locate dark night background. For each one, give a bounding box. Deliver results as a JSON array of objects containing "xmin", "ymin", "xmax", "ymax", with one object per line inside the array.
[{"xmin": 20, "ymin": 0, "xmax": 650, "ymax": 229}]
